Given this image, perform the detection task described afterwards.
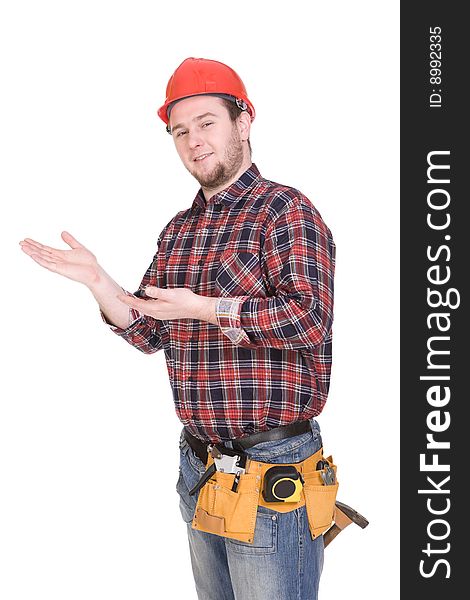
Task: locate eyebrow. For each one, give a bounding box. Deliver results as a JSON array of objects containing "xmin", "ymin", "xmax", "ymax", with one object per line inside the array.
[{"xmin": 171, "ymin": 112, "xmax": 219, "ymax": 133}]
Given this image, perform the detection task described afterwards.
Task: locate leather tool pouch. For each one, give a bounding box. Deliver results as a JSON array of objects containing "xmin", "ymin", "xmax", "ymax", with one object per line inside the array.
[
  {"xmin": 191, "ymin": 457, "xmax": 260, "ymax": 543},
  {"xmin": 303, "ymin": 455, "xmax": 339, "ymax": 539},
  {"xmin": 191, "ymin": 450, "xmax": 339, "ymax": 543}
]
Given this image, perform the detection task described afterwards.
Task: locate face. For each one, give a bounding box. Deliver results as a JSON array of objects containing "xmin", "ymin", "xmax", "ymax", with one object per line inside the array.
[{"xmin": 168, "ymin": 95, "xmax": 249, "ymax": 192}]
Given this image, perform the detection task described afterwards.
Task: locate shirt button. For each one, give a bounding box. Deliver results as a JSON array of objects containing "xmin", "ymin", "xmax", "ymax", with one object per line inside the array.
[{"xmin": 198, "ymin": 259, "xmax": 203, "ymax": 266}]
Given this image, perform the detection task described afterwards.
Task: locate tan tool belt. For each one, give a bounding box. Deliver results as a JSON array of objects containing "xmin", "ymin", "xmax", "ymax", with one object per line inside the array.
[{"xmin": 191, "ymin": 447, "xmax": 339, "ymax": 544}]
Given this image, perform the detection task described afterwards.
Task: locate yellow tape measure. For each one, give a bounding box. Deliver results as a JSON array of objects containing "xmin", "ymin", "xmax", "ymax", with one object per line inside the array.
[{"xmin": 262, "ymin": 466, "xmax": 304, "ymax": 503}]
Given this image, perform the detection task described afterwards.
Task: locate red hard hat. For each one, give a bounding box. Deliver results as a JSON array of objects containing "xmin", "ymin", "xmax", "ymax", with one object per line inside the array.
[{"xmin": 157, "ymin": 57, "xmax": 255, "ymax": 125}]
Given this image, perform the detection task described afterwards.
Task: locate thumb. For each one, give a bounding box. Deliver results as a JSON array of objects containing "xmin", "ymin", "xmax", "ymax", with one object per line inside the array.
[
  {"xmin": 61, "ymin": 231, "xmax": 84, "ymax": 249},
  {"xmin": 144, "ymin": 286, "xmax": 161, "ymax": 298}
]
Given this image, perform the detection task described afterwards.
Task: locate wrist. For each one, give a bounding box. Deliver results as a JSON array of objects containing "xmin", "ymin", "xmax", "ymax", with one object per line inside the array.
[
  {"xmin": 197, "ymin": 295, "xmax": 218, "ymax": 325},
  {"xmin": 87, "ymin": 264, "xmax": 109, "ymax": 294}
]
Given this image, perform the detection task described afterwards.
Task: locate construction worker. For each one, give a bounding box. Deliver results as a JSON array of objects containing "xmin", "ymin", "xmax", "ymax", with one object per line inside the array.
[{"xmin": 19, "ymin": 58, "xmax": 336, "ymax": 599}]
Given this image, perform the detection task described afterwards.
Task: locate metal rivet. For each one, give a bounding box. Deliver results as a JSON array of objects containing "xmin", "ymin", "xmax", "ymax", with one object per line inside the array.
[{"xmin": 272, "ymin": 515, "xmax": 277, "ymax": 521}]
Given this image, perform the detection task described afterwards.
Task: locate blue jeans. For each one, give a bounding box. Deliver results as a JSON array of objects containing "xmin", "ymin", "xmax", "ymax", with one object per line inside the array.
[{"xmin": 176, "ymin": 419, "xmax": 324, "ymax": 600}]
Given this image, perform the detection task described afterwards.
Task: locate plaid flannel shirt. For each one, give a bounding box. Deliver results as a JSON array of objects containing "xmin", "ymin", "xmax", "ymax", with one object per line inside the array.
[{"xmin": 102, "ymin": 163, "xmax": 335, "ymax": 443}]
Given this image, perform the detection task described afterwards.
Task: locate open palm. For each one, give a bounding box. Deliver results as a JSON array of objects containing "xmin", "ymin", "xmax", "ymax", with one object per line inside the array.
[{"xmin": 19, "ymin": 231, "xmax": 100, "ymax": 287}]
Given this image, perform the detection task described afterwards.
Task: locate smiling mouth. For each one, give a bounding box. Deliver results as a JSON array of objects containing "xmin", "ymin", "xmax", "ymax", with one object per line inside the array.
[{"xmin": 194, "ymin": 153, "xmax": 213, "ymax": 162}]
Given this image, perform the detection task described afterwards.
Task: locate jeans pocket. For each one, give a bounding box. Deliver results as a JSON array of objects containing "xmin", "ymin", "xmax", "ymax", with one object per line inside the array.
[{"xmin": 226, "ymin": 509, "xmax": 278, "ymax": 555}]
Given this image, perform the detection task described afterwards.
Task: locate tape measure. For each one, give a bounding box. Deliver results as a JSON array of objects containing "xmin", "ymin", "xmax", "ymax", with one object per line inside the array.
[{"xmin": 262, "ymin": 465, "xmax": 304, "ymax": 503}]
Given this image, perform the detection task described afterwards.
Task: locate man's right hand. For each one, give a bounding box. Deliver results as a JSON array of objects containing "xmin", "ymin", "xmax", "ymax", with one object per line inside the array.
[
  {"xmin": 19, "ymin": 231, "xmax": 134, "ymax": 329},
  {"xmin": 19, "ymin": 231, "xmax": 100, "ymax": 288}
]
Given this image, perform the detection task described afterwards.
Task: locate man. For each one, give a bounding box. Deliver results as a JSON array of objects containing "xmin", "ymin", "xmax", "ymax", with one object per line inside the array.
[{"xmin": 20, "ymin": 57, "xmax": 336, "ymax": 599}]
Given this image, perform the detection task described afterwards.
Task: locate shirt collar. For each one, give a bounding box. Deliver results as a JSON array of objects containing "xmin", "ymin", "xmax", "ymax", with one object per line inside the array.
[{"xmin": 191, "ymin": 163, "xmax": 261, "ymax": 212}]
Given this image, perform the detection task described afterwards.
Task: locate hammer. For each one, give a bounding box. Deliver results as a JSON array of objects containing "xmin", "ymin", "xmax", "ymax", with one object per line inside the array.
[{"xmin": 323, "ymin": 501, "xmax": 369, "ymax": 548}]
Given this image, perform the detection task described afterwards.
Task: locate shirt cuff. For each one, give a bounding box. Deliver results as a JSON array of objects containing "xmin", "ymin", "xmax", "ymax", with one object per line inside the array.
[
  {"xmin": 215, "ymin": 297, "xmax": 252, "ymax": 345},
  {"xmin": 99, "ymin": 289, "xmax": 143, "ymax": 335}
]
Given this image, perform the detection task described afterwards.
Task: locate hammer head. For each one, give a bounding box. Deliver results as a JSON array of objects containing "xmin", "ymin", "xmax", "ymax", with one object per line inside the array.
[{"xmin": 323, "ymin": 501, "xmax": 369, "ymax": 548}]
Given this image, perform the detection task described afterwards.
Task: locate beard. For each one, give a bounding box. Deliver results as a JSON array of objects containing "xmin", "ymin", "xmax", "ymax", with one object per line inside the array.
[{"xmin": 188, "ymin": 125, "xmax": 245, "ymax": 191}]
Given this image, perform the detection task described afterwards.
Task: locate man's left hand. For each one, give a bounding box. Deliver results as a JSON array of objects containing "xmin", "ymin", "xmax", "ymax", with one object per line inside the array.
[{"xmin": 117, "ymin": 286, "xmax": 218, "ymax": 325}]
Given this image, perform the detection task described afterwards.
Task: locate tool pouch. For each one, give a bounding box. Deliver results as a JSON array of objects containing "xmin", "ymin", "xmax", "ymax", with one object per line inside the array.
[
  {"xmin": 191, "ymin": 450, "xmax": 338, "ymax": 543},
  {"xmin": 303, "ymin": 455, "xmax": 339, "ymax": 539},
  {"xmin": 191, "ymin": 458, "xmax": 260, "ymax": 543}
]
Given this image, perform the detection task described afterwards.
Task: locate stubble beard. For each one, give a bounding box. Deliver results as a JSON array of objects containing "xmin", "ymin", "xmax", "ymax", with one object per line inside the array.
[{"xmin": 189, "ymin": 126, "xmax": 245, "ymax": 191}]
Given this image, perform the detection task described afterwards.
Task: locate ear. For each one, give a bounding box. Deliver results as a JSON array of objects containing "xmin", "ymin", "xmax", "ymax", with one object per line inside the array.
[{"xmin": 237, "ymin": 111, "xmax": 251, "ymax": 142}]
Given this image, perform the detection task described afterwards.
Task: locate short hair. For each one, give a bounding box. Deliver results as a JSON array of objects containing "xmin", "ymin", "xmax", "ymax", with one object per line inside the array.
[{"xmin": 220, "ymin": 98, "xmax": 252, "ymax": 157}]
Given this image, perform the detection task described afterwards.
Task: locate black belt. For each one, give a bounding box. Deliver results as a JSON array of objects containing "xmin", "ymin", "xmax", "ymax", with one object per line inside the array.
[{"xmin": 183, "ymin": 420, "xmax": 312, "ymax": 465}]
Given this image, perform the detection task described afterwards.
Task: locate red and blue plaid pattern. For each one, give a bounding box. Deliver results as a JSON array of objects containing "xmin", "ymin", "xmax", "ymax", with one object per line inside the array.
[{"xmin": 102, "ymin": 164, "xmax": 335, "ymax": 443}]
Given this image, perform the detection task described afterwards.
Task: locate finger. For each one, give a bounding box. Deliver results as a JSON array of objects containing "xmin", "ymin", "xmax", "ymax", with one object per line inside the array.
[
  {"xmin": 20, "ymin": 242, "xmax": 48, "ymax": 257},
  {"xmin": 29, "ymin": 253, "xmax": 59, "ymax": 273},
  {"xmin": 21, "ymin": 238, "xmax": 60, "ymax": 254},
  {"xmin": 143, "ymin": 286, "xmax": 162, "ymax": 299},
  {"xmin": 20, "ymin": 243, "xmax": 65, "ymax": 262},
  {"xmin": 20, "ymin": 240, "xmax": 69, "ymax": 264},
  {"xmin": 117, "ymin": 294, "xmax": 156, "ymax": 314},
  {"xmin": 61, "ymin": 231, "xmax": 83, "ymax": 249},
  {"xmin": 117, "ymin": 294, "xmax": 147, "ymax": 308},
  {"xmin": 19, "ymin": 242, "xmax": 38, "ymax": 255}
]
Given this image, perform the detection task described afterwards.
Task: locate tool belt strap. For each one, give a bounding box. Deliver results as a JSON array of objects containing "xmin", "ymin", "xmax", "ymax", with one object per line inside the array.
[{"xmin": 183, "ymin": 419, "xmax": 312, "ymax": 465}]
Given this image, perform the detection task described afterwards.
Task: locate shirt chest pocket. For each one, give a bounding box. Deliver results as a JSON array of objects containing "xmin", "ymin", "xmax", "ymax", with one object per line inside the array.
[{"xmin": 214, "ymin": 251, "xmax": 268, "ymax": 298}]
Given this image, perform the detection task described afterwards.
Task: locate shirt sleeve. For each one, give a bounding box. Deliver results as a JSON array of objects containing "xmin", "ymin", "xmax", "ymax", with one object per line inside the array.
[
  {"xmin": 99, "ymin": 286, "xmax": 163, "ymax": 354},
  {"xmin": 99, "ymin": 224, "xmax": 171, "ymax": 354},
  {"xmin": 215, "ymin": 195, "xmax": 335, "ymax": 350}
]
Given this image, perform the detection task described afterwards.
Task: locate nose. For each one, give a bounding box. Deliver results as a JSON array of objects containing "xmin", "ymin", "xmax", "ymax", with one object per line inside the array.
[{"xmin": 187, "ymin": 129, "xmax": 204, "ymax": 150}]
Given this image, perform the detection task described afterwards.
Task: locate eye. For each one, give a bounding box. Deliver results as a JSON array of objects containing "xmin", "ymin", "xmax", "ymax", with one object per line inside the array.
[
  {"xmin": 202, "ymin": 121, "xmax": 213, "ymax": 128},
  {"xmin": 176, "ymin": 130, "xmax": 187, "ymax": 138}
]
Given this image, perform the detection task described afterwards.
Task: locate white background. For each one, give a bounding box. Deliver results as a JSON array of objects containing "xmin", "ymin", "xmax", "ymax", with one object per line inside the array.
[{"xmin": 0, "ymin": 1, "xmax": 399, "ymax": 598}]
